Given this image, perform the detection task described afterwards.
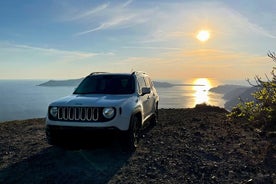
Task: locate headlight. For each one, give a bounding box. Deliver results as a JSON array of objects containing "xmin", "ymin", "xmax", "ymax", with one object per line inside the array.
[
  {"xmin": 102, "ymin": 107, "xmax": 115, "ymax": 119},
  {"xmin": 49, "ymin": 107, "xmax": 58, "ymax": 118}
]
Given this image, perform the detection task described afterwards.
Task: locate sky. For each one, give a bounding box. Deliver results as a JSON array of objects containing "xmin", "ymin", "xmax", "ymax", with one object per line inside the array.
[{"xmin": 0, "ymin": 0, "xmax": 275, "ymax": 82}]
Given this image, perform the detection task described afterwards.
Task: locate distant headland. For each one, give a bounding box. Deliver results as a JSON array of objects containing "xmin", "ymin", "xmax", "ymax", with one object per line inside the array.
[
  {"xmin": 38, "ymin": 78, "xmax": 84, "ymax": 87},
  {"xmin": 38, "ymin": 79, "xmax": 203, "ymax": 88},
  {"xmin": 209, "ymin": 84, "xmax": 258, "ymax": 110}
]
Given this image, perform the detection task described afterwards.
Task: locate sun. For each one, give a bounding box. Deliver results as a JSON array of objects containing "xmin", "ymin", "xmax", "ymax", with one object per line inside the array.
[
  {"xmin": 196, "ymin": 30, "xmax": 210, "ymax": 42},
  {"xmin": 193, "ymin": 78, "xmax": 211, "ymax": 91}
]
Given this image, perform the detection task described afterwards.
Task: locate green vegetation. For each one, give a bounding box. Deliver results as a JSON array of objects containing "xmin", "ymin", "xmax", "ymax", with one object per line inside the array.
[{"xmin": 228, "ymin": 52, "xmax": 276, "ymax": 131}]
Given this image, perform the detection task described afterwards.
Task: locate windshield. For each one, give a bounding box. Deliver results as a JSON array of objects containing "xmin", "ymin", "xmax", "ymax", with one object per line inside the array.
[{"xmin": 73, "ymin": 75, "xmax": 135, "ymax": 94}]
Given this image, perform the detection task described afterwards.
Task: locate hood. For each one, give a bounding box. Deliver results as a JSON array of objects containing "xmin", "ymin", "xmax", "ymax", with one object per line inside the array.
[{"xmin": 50, "ymin": 94, "xmax": 136, "ymax": 107}]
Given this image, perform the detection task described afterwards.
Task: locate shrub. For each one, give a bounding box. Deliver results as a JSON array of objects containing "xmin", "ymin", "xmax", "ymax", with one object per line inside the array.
[{"xmin": 228, "ymin": 52, "xmax": 276, "ymax": 131}]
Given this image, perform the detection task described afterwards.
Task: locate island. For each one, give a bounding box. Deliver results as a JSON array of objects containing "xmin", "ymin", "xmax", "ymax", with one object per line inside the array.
[{"xmin": 38, "ymin": 78, "xmax": 84, "ymax": 87}]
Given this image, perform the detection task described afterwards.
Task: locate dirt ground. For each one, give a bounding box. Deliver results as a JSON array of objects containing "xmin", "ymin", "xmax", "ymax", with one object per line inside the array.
[{"xmin": 0, "ymin": 105, "xmax": 275, "ymax": 183}]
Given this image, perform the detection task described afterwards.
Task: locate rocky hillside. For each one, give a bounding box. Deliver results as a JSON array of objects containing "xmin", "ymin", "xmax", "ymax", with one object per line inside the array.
[
  {"xmin": 0, "ymin": 105, "xmax": 275, "ymax": 183},
  {"xmin": 209, "ymin": 84, "xmax": 259, "ymax": 110}
]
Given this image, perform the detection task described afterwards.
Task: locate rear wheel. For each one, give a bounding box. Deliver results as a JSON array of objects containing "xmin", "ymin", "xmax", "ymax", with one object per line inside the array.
[{"xmin": 150, "ymin": 104, "xmax": 158, "ymax": 126}]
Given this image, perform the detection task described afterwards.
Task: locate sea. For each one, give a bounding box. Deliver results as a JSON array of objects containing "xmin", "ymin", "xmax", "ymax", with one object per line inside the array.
[{"xmin": 0, "ymin": 80, "xmax": 226, "ymax": 123}]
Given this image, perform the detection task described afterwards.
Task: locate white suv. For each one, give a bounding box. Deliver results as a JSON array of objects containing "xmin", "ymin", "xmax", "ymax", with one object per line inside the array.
[{"xmin": 46, "ymin": 72, "xmax": 159, "ymax": 150}]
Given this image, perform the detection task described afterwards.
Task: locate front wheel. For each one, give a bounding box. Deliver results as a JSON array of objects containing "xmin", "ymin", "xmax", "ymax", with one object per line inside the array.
[
  {"xmin": 122, "ymin": 115, "xmax": 140, "ymax": 151},
  {"xmin": 46, "ymin": 126, "xmax": 62, "ymax": 145},
  {"xmin": 46, "ymin": 128, "xmax": 57, "ymax": 145}
]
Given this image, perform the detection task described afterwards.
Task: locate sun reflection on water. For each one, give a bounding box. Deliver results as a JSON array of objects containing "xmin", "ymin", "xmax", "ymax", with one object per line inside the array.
[{"xmin": 193, "ymin": 78, "xmax": 212, "ymax": 106}]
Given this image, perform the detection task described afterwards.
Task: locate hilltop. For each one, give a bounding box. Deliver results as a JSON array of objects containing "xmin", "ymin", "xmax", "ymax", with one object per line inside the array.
[{"xmin": 0, "ymin": 105, "xmax": 275, "ymax": 183}]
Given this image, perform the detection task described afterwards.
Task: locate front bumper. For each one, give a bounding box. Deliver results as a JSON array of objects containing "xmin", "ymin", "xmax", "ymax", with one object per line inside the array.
[
  {"xmin": 46, "ymin": 124, "xmax": 121, "ymax": 134},
  {"xmin": 46, "ymin": 125, "xmax": 126, "ymax": 142}
]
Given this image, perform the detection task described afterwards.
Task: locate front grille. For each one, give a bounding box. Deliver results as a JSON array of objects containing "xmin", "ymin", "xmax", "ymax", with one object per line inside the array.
[{"xmin": 57, "ymin": 107, "xmax": 101, "ymax": 122}]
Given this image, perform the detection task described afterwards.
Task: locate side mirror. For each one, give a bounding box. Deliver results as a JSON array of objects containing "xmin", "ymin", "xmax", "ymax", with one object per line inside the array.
[{"xmin": 141, "ymin": 87, "xmax": 151, "ymax": 95}]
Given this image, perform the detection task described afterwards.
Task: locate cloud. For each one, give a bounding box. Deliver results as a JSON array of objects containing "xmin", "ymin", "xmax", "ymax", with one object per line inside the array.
[
  {"xmin": 12, "ymin": 44, "xmax": 98, "ymax": 58},
  {"xmin": 122, "ymin": 46, "xmax": 182, "ymax": 51},
  {"xmin": 70, "ymin": 3, "xmax": 110, "ymax": 21},
  {"xmin": 129, "ymin": 1, "xmax": 276, "ymax": 43},
  {"xmin": 75, "ymin": 15, "xmax": 136, "ymax": 36},
  {"xmin": 181, "ymin": 49, "xmax": 245, "ymax": 60},
  {"xmin": 245, "ymin": 21, "xmax": 276, "ymax": 39},
  {"xmin": 169, "ymin": 48, "xmax": 267, "ymax": 65},
  {"xmin": 71, "ymin": 1, "xmax": 155, "ymax": 36},
  {"xmin": 0, "ymin": 42, "xmax": 113, "ymax": 62},
  {"xmin": 220, "ymin": 7, "xmax": 276, "ymax": 39},
  {"xmin": 122, "ymin": 0, "xmax": 134, "ymax": 8}
]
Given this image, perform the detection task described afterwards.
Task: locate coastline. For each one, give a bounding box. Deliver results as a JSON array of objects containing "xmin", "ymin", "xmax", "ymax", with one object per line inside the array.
[{"xmin": 0, "ymin": 106, "xmax": 275, "ymax": 183}]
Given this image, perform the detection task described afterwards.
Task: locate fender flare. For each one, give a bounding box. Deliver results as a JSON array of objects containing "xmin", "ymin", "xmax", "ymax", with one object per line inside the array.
[{"xmin": 128, "ymin": 107, "xmax": 142, "ymax": 130}]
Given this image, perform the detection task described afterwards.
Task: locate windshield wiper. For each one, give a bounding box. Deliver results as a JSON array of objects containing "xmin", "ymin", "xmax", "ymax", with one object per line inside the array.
[{"xmin": 73, "ymin": 92, "xmax": 95, "ymax": 94}]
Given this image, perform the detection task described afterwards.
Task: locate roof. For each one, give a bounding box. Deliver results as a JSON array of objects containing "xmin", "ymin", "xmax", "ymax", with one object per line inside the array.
[{"xmin": 88, "ymin": 71, "xmax": 149, "ymax": 77}]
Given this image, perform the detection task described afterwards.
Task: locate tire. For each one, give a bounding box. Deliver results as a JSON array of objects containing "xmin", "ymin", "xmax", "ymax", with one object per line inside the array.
[
  {"xmin": 122, "ymin": 115, "xmax": 140, "ymax": 152},
  {"xmin": 46, "ymin": 127, "xmax": 58, "ymax": 145},
  {"xmin": 150, "ymin": 104, "xmax": 158, "ymax": 126}
]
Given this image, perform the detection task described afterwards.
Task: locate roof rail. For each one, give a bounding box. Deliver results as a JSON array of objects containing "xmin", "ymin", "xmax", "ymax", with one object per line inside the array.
[
  {"xmin": 131, "ymin": 71, "xmax": 147, "ymax": 75},
  {"xmin": 89, "ymin": 72, "xmax": 108, "ymax": 76}
]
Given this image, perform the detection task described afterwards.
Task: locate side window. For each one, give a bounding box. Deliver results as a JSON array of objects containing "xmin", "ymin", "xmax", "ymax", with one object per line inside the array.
[
  {"xmin": 137, "ymin": 77, "xmax": 146, "ymax": 94},
  {"xmin": 144, "ymin": 77, "xmax": 153, "ymax": 89}
]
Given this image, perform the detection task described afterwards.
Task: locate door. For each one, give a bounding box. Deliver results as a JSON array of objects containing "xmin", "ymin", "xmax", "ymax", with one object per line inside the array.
[
  {"xmin": 144, "ymin": 77, "xmax": 155, "ymax": 115},
  {"xmin": 137, "ymin": 77, "xmax": 151, "ymax": 119}
]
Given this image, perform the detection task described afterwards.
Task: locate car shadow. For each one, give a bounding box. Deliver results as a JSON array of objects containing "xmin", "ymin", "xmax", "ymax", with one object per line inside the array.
[{"xmin": 0, "ymin": 138, "xmax": 133, "ymax": 184}]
